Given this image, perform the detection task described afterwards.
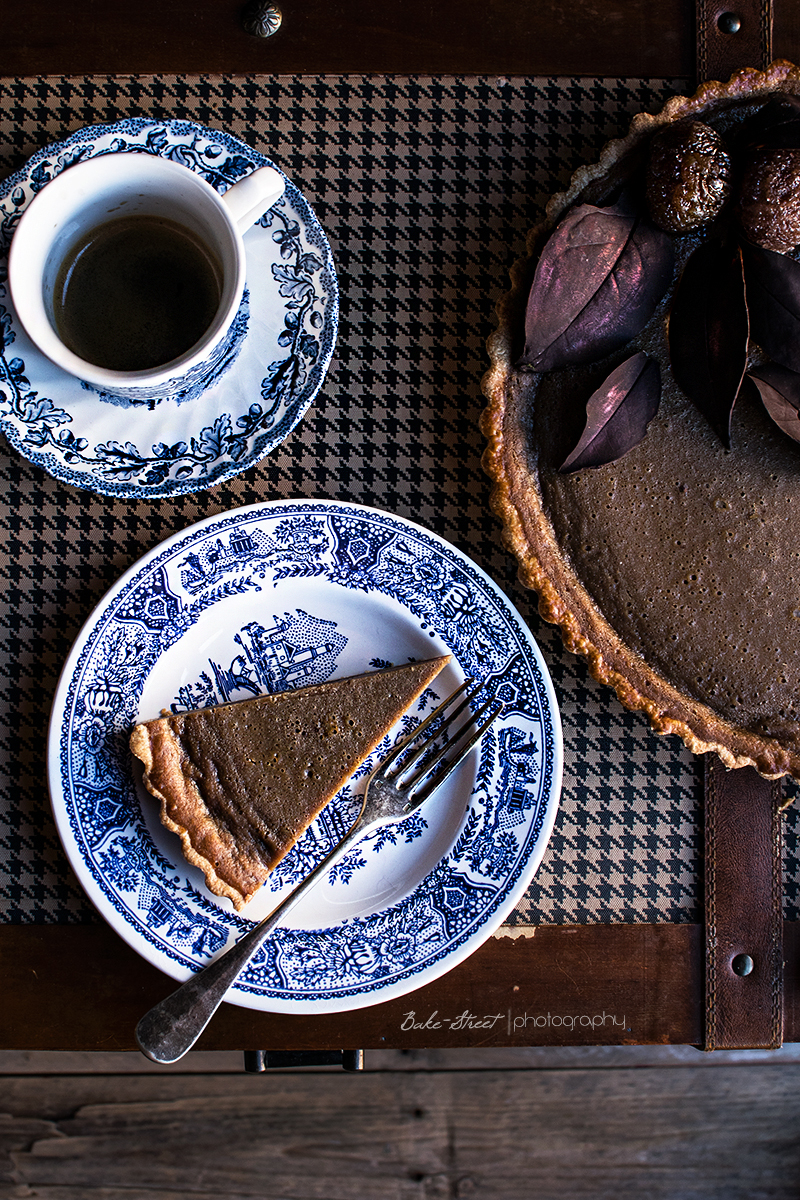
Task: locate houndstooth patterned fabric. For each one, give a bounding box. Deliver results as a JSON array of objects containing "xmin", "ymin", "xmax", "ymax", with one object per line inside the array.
[{"xmin": 1, "ymin": 74, "xmax": 797, "ymax": 926}]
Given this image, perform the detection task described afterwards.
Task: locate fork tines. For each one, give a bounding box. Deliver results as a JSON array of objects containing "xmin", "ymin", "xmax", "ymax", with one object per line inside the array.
[{"xmin": 387, "ymin": 677, "xmax": 503, "ymax": 807}]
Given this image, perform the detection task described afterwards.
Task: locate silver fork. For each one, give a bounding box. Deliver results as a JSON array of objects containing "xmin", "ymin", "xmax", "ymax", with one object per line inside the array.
[{"xmin": 135, "ymin": 677, "xmax": 503, "ymax": 1064}]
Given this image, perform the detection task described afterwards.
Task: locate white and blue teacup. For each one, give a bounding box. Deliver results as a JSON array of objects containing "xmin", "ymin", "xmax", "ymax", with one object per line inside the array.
[{"xmin": 8, "ymin": 152, "xmax": 284, "ymax": 403}]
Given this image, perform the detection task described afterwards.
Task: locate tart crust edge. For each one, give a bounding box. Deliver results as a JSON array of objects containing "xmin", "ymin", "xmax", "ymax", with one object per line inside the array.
[
  {"xmin": 480, "ymin": 61, "xmax": 800, "ymax": 782},
  {"xmin": 129, "ymin": 655, "xmax": 454, "ymax": 911},
  {"xmin": 129, "ymin": 720, "xmax": 252, "ymax": 911}
]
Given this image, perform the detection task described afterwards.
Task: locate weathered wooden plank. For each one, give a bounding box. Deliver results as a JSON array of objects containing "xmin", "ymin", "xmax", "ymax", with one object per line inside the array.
[
  {"xmin": 4, "ymin": 1041, "xmax": 800, "ymax": 1076},
  {"xmin": 0, "ymin": 1070, "xmax": 293, "ymax": 1121},
  {"xmin": 446, "ymin": 1069, "xmax": 800, "ymax": 1198},
  {"xmin": 3, "ymin": 1067, "xmax": 800, "ymax": 1199},
  {"xmin": 0, "ymin": 1189, "xmax": 292, "ymax": 1200},
  {"xmin": 0, "ymin": 922, "xmax": 704, "ymax": 1051},
  {"xmin": 9, "ymin": 1075, "xmax": 450, "ymax": 1200},
  {"xmin": 0, "ymin": 1113, "xmax": 61, "ymax": 1186}
]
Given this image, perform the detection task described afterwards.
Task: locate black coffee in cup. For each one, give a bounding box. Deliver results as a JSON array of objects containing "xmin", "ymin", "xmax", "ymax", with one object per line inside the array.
[{"xmin": 52, "ymin": 215, "xmax": 223, "ymax": 372}]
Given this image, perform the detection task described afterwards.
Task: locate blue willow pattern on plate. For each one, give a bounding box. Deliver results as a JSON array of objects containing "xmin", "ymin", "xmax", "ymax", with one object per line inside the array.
[
  {"xmin": 51, "ymin": 503, "xmax": 560, "ymax": 1010},
  {"xmin": 0, "ymin": 120, "xmax": 338, "ymax": 497}
]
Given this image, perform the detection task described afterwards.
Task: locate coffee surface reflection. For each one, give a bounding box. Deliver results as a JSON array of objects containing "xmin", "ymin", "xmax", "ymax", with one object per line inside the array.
[{"xmin": 53, "ymin": 215, "xmax": 223, "ymax": 371}]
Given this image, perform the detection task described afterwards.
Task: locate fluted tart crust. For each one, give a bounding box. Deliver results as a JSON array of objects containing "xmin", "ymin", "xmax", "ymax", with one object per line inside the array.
[
  {"xmin": 482, "ymin": 62, "xmax": 800, "ymax": 780},
  {"xmin": 130, "ymin": 656, "xmax": 450, "ymax": 909}
]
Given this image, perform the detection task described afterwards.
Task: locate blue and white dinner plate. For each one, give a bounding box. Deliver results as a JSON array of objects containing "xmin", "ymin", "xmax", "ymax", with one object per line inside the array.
[
  {"xmin": 0, "ymin": 120, "xmax": 338, "ymax": 498},
  {"xmin": 48, "ymin": 501, "xmax": 562, "ymax": 1012}
]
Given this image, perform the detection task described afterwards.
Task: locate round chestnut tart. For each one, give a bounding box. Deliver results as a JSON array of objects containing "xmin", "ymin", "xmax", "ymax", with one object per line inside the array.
[{"xmin": 482, "ymin": 62, "xmax": 800, "ymax": 781}]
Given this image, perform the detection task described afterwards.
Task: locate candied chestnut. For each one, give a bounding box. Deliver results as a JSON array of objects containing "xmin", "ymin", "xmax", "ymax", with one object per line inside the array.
[
  {"xmin": 645, "ymin": 121, "xmax": 732, "ymax": 234},
  {"xmin": 738, "ymin": 148, "xmax": 800, "ymax": 253}
]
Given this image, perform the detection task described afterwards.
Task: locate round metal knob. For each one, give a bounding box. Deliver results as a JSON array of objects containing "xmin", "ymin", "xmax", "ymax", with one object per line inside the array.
[
  {"xmin": 717, "ymin": 12, "xmax": 742, "ymax": 33},
  {"xmin": 241, "ymin": 1, "xmax": 282, "ymax": 38},
  {"xmin": 731, "ymin": 953, "xmax": 754, "ymax": 976}
]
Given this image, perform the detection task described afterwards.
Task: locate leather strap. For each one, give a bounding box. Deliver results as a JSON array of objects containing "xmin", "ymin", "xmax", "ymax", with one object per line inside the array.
[
  {"xmin": 704, "ymin": 757, "xmax": 784, "ymax": 1049},
  {"xmin": 695, "ymin": 0, "xmax": 773, "ymax": 83},
  {"xmin": 696, "ymin": 0, "xmax": 781, "ymax": 1053}
]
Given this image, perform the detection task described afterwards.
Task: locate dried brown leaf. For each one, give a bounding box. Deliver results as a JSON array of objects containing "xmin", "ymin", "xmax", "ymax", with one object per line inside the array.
[
  {"xmin": 668, "ymin": 239, "xmax": 749, "ymax": 448},
  {"xmin": 749, "ymin": 363, "xmax": 800, "ymax": 444},
  {"xmin": 560, "ymin": 352, "xmax": 661, "ymax": 472},
  {"xmin": 519, "ymin": 198, "xmax": 674, "ymax": 372}
]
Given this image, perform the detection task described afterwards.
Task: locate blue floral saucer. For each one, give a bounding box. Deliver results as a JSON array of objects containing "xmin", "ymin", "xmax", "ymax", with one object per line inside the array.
[
  {"xmin": 0, "ymin": 120, "xmax": 338, "ymax": 498},
  {"xmin": 48, "ymin": 501, "xmax": 562, "ymax": 1014}
]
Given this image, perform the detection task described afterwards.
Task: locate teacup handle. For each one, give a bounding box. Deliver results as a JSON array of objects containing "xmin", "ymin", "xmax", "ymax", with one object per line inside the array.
[{"xmin": 222, "ymin": 166, "xmax": 285, "ymax": 232}]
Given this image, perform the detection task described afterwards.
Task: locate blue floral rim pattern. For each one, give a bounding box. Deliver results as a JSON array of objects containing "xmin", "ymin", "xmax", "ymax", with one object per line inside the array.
[{"xmin": 48, "ymin": 501, "xmax": 562, "ymax": 1013}]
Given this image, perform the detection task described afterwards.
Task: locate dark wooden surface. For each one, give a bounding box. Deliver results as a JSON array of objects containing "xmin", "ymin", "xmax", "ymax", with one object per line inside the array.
[
  {"xmin": 0, "ymin": 921, "xmax": 720, "ymax": 1051},
  {"xmin": 3, "ymin": 4, "xmax": 800, "ymax": 1061},
  {"xmin": 4, "ymin": 919, "xmax": 799, "ymax": 1052},
  {"xmin": 1, "ymin": 922, "xmax": 704, "ymax": 1050},
  {"xmin": 3, "ymin": 0, "xmax": 694, "ymax": 78},
  {"xmin": 1, "ymin": 0, "xmax": 797, "ymax": 80}
]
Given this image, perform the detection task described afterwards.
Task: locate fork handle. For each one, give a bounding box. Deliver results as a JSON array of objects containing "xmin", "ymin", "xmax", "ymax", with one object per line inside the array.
[{"xmin": 135, "ymin": 827, "xmax": 361, "ymax": 1064}]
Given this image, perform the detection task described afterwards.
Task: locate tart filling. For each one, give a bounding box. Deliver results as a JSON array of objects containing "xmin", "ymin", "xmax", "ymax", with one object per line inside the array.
[
  {"xmin": 482, "ymin": 62, "xmax": 800, "ymax": 779},
  {"xmin": 130, "ymin": 656, "xmax": 450, "ymax": 909}
]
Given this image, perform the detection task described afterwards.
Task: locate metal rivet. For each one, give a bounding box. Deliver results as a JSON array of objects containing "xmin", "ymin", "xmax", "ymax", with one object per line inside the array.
[
  {"xmin": 241, "ymin": 1, "xmax": 282, "ymax": 38},
  {"xmin": 718, "ymin": 12, "xmax": 742, "ymax": 33},
  {"xmin": 732, "ymin": 953, "xmax": 754, "ymax": 976}
]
